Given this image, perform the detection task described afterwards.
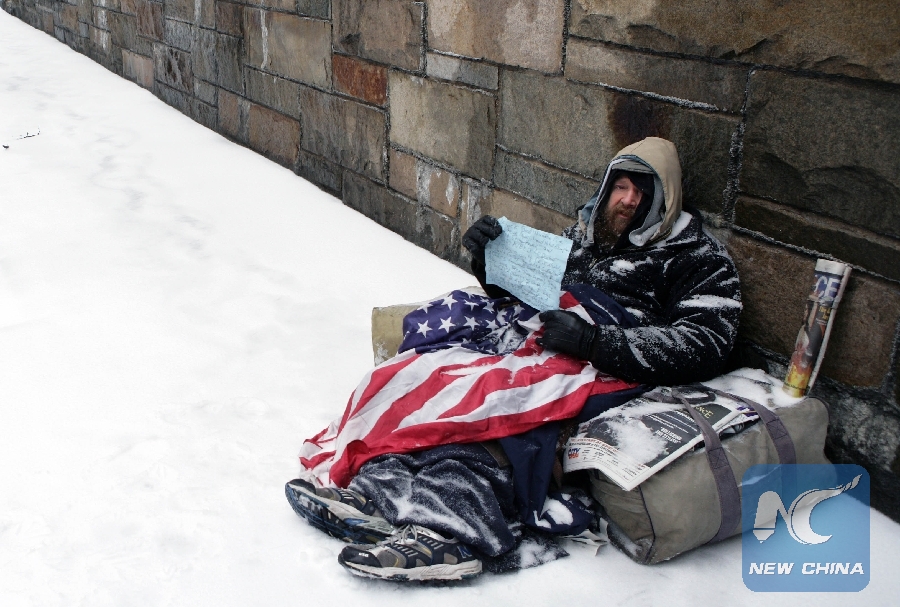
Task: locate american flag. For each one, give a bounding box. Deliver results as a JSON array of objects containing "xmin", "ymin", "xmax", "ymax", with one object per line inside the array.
[{"xmin": 299, "ymin": 287, "xmax": 635, "ymax": 488}]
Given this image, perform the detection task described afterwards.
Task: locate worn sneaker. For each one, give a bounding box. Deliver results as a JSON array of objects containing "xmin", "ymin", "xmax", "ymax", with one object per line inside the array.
[
  {"xmin": 285, "ymin": 478, "xmax": 396, "ymax": 544},
  {"xmin": 338, "ymin": 525, "xmax": 483, "ymax": 581}
]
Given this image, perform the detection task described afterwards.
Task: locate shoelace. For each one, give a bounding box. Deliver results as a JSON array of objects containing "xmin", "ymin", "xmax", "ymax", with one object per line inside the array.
[{"xmin": 387, "ymin": 524, "xmax": 420, "ymax": 546}]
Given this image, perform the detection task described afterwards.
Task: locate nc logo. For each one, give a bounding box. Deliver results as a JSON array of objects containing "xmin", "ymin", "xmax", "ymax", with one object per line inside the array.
[{"xmin": 752, "ymin": 475, "xmax": 861, "ymax": 545}]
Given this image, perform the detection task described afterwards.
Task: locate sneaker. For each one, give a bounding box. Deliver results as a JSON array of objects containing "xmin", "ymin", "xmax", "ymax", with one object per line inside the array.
[
  {"xmin": 338, "ymin": 525, "xmax": 483, "ymax": 582},
  {"xmin": 285, "ymin": 478, "xmax": 396, "ymax": 545}
]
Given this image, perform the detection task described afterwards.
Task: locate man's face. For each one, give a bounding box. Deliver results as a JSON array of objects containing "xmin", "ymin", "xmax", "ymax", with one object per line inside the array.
[{"xmin": 605, "ymin": 175, "xmax": 644, "ymax": 236}]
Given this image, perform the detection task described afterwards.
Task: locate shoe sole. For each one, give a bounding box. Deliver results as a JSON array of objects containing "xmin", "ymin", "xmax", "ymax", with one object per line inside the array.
[
  {"xmin": 285, "ymin": 482, "xmax": 395, "ymax": 545},
  {"xmin": 338, "ymin": 553, "xmax": 483, "ymax": 582}
]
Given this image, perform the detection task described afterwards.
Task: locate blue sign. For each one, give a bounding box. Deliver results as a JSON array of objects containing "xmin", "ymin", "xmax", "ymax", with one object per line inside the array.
[{"xmin": 742, "ymin": 464, "xmax": 869, "ymax": 592}]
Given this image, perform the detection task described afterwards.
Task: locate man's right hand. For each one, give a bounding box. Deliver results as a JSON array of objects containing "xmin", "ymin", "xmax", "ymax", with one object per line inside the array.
[{"xmin": 462, "ymin": 215, "xmax": 503, "ymax": 262}]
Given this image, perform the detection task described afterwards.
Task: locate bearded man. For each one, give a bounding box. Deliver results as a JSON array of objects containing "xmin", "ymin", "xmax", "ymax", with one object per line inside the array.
[{"xmin": 286, "ymin": 137, "xmax": 742, "ymax": 581}]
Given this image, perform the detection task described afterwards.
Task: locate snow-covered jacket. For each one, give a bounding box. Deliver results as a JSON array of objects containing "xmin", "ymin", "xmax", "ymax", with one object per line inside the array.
[{"xmin": 476, "ymin": 137, "xmax": 742, "ymax": 385}]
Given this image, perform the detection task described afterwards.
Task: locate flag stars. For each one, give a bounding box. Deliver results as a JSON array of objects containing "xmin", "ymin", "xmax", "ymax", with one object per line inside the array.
[
  {"xmin": 464, "ymin": 316, "xmax": 479, "ymax": 330},
  {"xmin": 485, "ymin": 319, "xmax": 499, "ymax": 330},
  {"xmin": 416, "ymin": 321, "xmax": 432, "ymax": 337},
  {"xmin": 417, "ymin": 301, "xmax": 434, "ymax": 313},
  {"xmin": 441, "ymin": 294, "xmax": 458, "ymax": 309},
  {"xmin": 438, "ymin": 317, "xmax": 455, "ymax": 333},
  {"xmin": 464, "ymin": 299, "xmax": 479, "ymax": 310}
]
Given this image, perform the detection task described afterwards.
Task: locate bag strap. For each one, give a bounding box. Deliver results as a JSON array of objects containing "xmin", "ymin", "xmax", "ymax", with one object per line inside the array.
[
  {"xmin": 673, "ymin": 385, "xmax": 798, "ymax": 544},
  {"xmin": 675, "ymin": 394, "xmax": 742, "ymax": 543},
  {"xmin": 700, "ymin": 386, "xmax": 797, "ymax": 465}
]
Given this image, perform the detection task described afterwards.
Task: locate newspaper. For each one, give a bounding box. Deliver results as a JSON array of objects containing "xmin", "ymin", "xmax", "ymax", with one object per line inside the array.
[
  {"xmin": 563, "ymin": 386, "xmax": 758, "ymax": 492},
  {"xmin": 783, "ymin": 259, "xmax": 851, "ymax": 397}
]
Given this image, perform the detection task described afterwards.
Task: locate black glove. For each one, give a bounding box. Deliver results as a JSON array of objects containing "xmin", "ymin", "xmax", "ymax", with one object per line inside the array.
[
  {"xmin": 462, "ymin": 215, "xmax": 502, "ymax": 262},
  {"xmin": 537, "ymin": 310, "xmax": 598, "ymax": 361}
]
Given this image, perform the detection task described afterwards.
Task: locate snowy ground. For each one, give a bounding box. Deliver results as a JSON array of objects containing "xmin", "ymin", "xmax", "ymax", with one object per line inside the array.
[{"xmin": 1, "ymin": 11, "xmax": 898, "ymax": 606}]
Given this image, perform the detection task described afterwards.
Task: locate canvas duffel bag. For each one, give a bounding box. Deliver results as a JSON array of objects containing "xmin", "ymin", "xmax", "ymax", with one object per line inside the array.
[{"xmin": 588, "ymin": 388, "xmax": 829, "ymax": 564}]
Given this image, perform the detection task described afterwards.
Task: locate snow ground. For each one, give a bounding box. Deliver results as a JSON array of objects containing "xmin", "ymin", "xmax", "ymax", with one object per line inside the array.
[{"xmin": 1, "ymin": 11, "xmax": 898, "ymax": 606}]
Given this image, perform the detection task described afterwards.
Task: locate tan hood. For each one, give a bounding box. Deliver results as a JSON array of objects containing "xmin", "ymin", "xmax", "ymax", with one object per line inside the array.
[{"xmin": 579, "ymin": 137, "xmax": 684, "ymax": 248}]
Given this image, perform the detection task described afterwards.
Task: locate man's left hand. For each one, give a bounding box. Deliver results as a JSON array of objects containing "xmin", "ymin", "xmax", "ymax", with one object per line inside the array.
[{"xmin": 537, "ymin": 310, "xmax": 598, "ymax": 361}]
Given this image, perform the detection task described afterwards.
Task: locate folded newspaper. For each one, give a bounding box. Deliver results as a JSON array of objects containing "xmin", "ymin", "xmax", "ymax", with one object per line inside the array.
[{"xmin": 562, "ymin": 371, "xmax": 796, "ymax": 492}]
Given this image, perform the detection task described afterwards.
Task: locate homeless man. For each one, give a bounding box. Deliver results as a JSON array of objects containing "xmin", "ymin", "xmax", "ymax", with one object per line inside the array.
[{"xmin": 285, "ymin": 137, "xmax": 742, "ymax": 581}]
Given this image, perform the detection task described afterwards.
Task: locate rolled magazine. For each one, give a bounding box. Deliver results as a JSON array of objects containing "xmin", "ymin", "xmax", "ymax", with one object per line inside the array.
[{"xmin": 782, "ymin": 259, "xmax": 851, "ymax": 398}]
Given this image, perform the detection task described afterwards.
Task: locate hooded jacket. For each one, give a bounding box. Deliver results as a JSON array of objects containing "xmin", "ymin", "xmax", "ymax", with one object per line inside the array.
[{"xmin": 475, "ymin": 137, "xmax": 742, "ymax": 385}]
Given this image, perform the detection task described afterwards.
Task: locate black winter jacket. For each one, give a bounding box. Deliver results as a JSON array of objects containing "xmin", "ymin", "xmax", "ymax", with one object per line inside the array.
[{"xmin": 473, "ymin": 210, "xmax": 741, "ymax": 386}]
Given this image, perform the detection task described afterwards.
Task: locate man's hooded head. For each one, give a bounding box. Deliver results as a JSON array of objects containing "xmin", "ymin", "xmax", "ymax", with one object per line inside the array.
[{"xmin": 579, "ymin": 137, "xmax": 683, "ymax": 250}]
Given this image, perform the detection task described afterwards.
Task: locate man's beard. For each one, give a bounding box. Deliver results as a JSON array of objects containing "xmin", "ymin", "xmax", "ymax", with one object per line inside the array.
[{"xmin": 593, "ymin": 203, "xmax": 634, "ymax": 247}]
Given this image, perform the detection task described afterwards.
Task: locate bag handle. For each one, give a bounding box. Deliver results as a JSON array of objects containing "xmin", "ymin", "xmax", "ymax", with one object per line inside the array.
[
  {"xmin": 675, "ymin": 394, "xmax": 742, "ymax": 543},
  {"xmin": 700, "ymin": 386, "xmax": 797, "ymax": 465},
  {"xmin": 673, "ymin": 385, "xmax": 798, "ymax": 543}
]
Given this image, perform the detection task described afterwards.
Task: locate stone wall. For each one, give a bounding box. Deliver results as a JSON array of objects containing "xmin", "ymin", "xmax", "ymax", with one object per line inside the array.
[{"xmin": 4, "ymin": 0, "xmax": 900, "ymax": 518}]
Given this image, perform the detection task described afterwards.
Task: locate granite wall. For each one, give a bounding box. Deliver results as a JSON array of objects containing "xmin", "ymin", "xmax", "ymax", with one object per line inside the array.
[{"xmin": 4, "ymin": 0, "xmax": 899, "ymax": 518}]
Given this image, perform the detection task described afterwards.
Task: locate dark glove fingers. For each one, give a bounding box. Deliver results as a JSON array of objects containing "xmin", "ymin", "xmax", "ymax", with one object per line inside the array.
[
  {"xmin": 462, "ymin": 215, "xmax": 502, "ymax": 257},
  {"xmin": 537, "ymin": 310, "xmax": 597, "ymax": 360}
]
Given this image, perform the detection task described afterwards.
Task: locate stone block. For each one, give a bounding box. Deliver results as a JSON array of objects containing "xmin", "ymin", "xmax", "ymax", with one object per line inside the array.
[
  {"xmin": 216, "ymin": 33, "xmax": 243, "ymax": 93},
  {"xmin": 218, "ymin": 89, "xmax": 249, "ymax": 142},
  {"xmin": 245, "ymin": 10, "xmax": 331, "ymax": 87},
  {"xmin": 122, "ymin": 48, "xmax": 154, "ymax": 88},
  {"xmin": 194, "ymin": 78, "xmax": 217, "ymax": 104},
  {"xmin": 735, "ymin": 197, "xmax": 900, "ymax": 282},
  {"xmin": 191, "ymin": 99, "xmax": 217, "ymax": 130},
  {"xmin": 247, "ymin": 103, "xmax": 301, "ymax": 168},
  {"xmin": 199, "ymin": 0, "xmax": 214, "ymax": 27},
  {"xmin": 428, "ymin": 0, "xmax": 564, "ymax": 73},
  {"xmin": 333, "ymin": 0, "xmax": 424, "ymax": 71},
  {"xmin": 164, "ymin": 0, "xmax": 192, "ymax": 23},
  {"xmin": 79, "ymin": 22, "xmax": 90, "ymax": 38},
  {"xmin": 343, "ymin": 171, "xmax": 458, "ymax": 261},
  {"xmin": 299, "ymin": 87, "xmax": 386, "ymax": 180},
  {"xmin": 725, "ymin": 234, "xmax": 815, "ymax": 357},
  {"xmin": 818, "ymin": 274, "xmax": 900, "ymax": 387},
  {"xmin": 41, "ymin": 10, "xmax": 55, "ymax": 33},
  {"xmin": 565, "ymin": 39, "xmax": 748, "ymax": 113},
  {"xmin": 388, "ymin": 148, "xmax": 417, "ymax": 198},
  {"xmin": 133, "ymin": 34, "xmax": 153, "ymax": 57},
  {"xmin": 136, "ymin": 1, "xmax": 162, "ymax": 40},
  {"xmin": 460, "ymin": 179, "xmax": 490, "ymax": 236},
  {"xmin": 108, "ymin": 12, "xmax": 136, "ymax": 49},
  {"xmin": 426, "ymin": 53, "xmax": 498, "ymax": 90},
  {"xmin": 77, "ymin": 0, "xmax": 91, "ymax": 24},
  {"xmin": 479, "ymin": 188, "xmax": 573, "ymax": 236},
  {"xmin": 298, "ymin": 0, "xmax": 330, "ymax": 19},
  {"xmin": 93, "ymin": 7, "xmax": 107, "ymax": 29},
  {"xmin": 245, "ymin": 67, "xmax": 301, "ymax": 119},
  {"xmin": 154, "ymin": 43, "xmax": 192, "ymax": 92},
  {"xmin": 494, "ymin": 148, "xmax": 597, "ymax": 218},
  {"xmin": 90, "ymin": 26, "xmax": 110, "ymax": 52},
  {"xmin": 417, "ymin": 163, "xmax": 459, "ymax": 218},
  {"xmin": 499, "ymin": 70, "xmax": 737, "ymax": 212},
  {"xmin": 343, "ymin": 169, "xmax": 415, "ymax": 229},
  {"xmin": 155, "ymin": 81, "xmax": 190, "ymax": 113},
  {"xmin": 723, "ymin": 232, "xmax": 900, "ymax": 386},
  {"xmin": 242, "ymin": 0, "xmax": 293, "ymax": 11},
  {"xmin": 59, "ymin": 4, "xmax": 78, "ymax": 30},
  {"xmin": 192, "ymin": 27, "xmax": 216, "ymax": 81},
  {"xmin": 164, "ymin": 17, "xmax": 193, "ymax": 51},
  {"xmin": 333, "ymin": 54, "xmax": 388, "ymax": 106},
  {"xmin": 389, "ymin": 73, "xmax": 496, "ymax": 180},
  {"xmin": 120, "ymin": 0, "xmax": 136, "ymax": 15},
  {"xmin": 296, "ymin": 150, "xmax": 344, "ymax": 195},
  {"xmin": 741, "ymin": 71, "xmax": 900, "ymax": 239},
  {"xmin": 216, "ymin": 1, "xmax": 242, "ymax": 36},
  {"xmin": 569, "ymin": 0, "xmax": 900, "ymax": 84}
]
